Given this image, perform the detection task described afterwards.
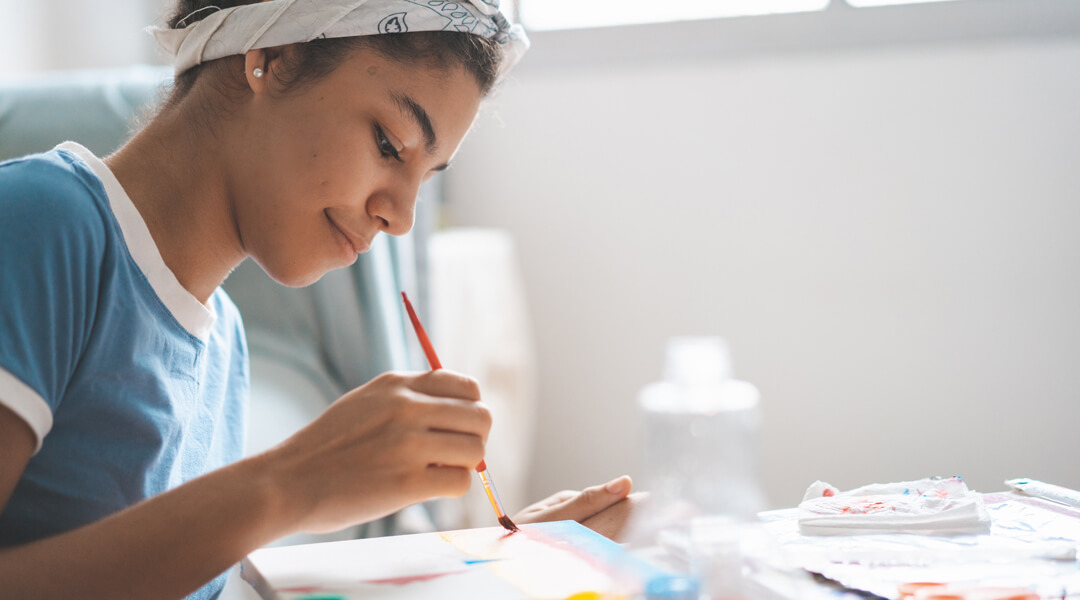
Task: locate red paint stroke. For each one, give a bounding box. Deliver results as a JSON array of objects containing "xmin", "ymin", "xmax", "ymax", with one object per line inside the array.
[
  {"xmin": 362, "ymin": 571, "xmax": 464, "ymax": 586},
  {"xmin": 500, "ymin": 528, "xmax": 519, "ymax": 540},
  {"xmin": 835, "ymin": 499, "xmax": 903, "ymax": 515}
]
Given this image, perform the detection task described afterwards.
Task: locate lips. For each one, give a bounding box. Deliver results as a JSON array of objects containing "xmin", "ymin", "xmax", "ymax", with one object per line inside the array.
[{"xmin": 326, "ymin": 210, "xmax": 371, "ymax": 255}]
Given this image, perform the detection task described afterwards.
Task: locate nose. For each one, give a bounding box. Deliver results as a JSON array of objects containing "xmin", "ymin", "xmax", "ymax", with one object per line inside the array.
[{"xmin": 367, "ymin": 177, "xmax": 418, "ymax": 236}]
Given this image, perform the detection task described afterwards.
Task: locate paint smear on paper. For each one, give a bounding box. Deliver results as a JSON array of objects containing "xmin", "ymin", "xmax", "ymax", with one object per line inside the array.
[
  {"xmin": 438, "ymin": 521, "xmax": 665, "ymax": 599},
  {"xmin": 245, "ymin": 520, "xmax": 669, "ymax": 599},
  {"xmin": 361, "ymin": 571, "xmax": 462, "ymax": 585}
]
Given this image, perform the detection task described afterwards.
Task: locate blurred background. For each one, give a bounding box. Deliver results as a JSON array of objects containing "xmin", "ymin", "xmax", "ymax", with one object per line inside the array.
[{"xmin": 3, "ymin": 0, "xmax": 1077, "ymax": 511}]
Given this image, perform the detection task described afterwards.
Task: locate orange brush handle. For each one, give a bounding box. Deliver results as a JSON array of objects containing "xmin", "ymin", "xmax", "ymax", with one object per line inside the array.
[
  {"xmin": 401, "ymin": 292, "xmax": 442, "ymax": 370},
  {"xmin": 402, "ymin": 292, "xmax": 481, "ymax": 474}
]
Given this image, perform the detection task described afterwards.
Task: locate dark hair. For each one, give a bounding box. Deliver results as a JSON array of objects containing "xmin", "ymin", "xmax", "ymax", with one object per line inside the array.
[{"xmin": 166, "ymin": 0, "xmax": 504, "ymax": 105}]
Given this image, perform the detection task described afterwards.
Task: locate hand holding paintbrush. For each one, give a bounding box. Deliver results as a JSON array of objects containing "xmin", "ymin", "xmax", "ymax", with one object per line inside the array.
[{"xmin": 401, "ymin": 291, "xmax": 519, "ymax": 533}]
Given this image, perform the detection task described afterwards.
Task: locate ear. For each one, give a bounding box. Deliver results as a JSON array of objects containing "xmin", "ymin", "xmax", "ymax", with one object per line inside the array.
[{"xmin": 243, "ymin": 46, "xmax": 287, "ymax": 94}]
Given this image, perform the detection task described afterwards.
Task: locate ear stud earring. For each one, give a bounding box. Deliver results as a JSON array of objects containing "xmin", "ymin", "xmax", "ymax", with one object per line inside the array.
[{"xmin": 253, "ymin": 68, "xmax": 264, "ymax": 78}]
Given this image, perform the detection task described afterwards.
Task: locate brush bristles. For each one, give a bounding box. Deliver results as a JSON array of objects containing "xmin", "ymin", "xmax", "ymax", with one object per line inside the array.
[{"xmin": 498, "ymin": 515, "xmax": 520, "ymax": 533}]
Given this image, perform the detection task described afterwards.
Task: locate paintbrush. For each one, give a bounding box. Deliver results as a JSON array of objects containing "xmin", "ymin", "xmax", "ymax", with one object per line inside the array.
[{"xmin": 401, "ymin": 291, "xmax": 520, "ymax": 533}]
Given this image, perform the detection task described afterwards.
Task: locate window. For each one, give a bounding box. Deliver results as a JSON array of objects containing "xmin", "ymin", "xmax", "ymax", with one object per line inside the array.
[
  {"xmin": 517, "ymin": 0, "xmax": 976, "ymax": 31},
  {"xmin": 847, "ymin": 0, "xmax": 959, "ymax": 5},
  {"xmin": 518, "ymin": 0, "xmax": 830, "ymax": 32}
]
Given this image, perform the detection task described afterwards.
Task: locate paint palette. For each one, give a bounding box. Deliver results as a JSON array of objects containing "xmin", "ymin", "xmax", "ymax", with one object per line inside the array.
[{"xmin": 241, "ymin": 520, "xmax": 671, "ymax": 600}]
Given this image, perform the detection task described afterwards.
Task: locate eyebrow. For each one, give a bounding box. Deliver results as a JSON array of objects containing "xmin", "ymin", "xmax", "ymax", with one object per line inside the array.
[{"xmin": 391, "ymin": 92, "xmax": 438, "ymax": 155}]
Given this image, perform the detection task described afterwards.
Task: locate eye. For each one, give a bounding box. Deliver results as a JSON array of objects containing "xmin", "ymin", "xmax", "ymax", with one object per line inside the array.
[{"xmin": 374, "ymin": 124, "xmax": 404, "ymax": 163}]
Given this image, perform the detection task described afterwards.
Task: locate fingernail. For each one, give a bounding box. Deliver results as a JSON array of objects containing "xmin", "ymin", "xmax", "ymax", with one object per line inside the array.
[{"xmin": 605, "ymin": 476, "xmax": 630, "ymax": 495}]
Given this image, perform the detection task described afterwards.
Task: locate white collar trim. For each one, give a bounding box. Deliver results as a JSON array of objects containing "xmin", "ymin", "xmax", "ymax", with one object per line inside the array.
[{"xmin": 57, "ymin": 142, "xmax": 216, "ymax": 341}]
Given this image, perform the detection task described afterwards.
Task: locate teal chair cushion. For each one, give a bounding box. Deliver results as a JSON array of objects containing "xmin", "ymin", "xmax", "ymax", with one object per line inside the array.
[{"xmin": 0, "ymin": 66, "xmax": 171, "ymax": 161}]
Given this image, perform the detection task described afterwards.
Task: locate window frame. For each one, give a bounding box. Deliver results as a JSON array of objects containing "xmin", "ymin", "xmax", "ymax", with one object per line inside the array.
[
  {"xmin": 510, "ymin": 0, "xmax": 1080, "ymax": 74},
  {"xmin": 518, "ymin": 0, "xmax": 832, "ymax": 33}
]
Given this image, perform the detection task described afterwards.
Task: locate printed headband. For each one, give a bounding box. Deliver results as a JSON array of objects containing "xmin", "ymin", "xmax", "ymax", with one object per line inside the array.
[{"xmin": 149, "ymin": 0, "xmax": 529, "ymax": 80}]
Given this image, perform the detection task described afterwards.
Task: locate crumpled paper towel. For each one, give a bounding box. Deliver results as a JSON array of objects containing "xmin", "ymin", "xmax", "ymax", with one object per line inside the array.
[{"xmin": 798, "ymin": 476, "xmax": 990, "ymax": 536}]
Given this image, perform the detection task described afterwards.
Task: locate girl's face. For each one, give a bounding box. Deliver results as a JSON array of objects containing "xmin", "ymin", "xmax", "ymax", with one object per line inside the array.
[{"xmin": 230, "ymin": 47, "xmax": 484, "ymax": 287}]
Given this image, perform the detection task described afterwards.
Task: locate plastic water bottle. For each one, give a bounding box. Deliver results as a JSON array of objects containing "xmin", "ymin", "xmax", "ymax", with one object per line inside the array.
[{"xmin": 627, "ymin": 337, "xmax": 765, "ymax": 599}]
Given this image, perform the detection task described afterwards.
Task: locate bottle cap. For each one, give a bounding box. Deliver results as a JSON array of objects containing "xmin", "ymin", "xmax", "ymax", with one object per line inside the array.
[{"xmin": 663, "ymin": 337, "xmax": 733, "ymax": 386}]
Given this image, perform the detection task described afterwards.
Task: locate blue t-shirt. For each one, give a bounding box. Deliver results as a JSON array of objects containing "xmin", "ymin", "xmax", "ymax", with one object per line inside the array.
[{"xmin": 0, "ymin": 142, "xmax": 249, "ymax": 600}]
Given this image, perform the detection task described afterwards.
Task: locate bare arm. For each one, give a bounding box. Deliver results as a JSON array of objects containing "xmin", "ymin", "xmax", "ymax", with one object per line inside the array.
[
  {"xmin": 0, "ymin": 441, "xmax": 289, "ymax": 599},
  {"xmin": 0, "ymin": 370, "xmax": 490, "ymax": 600},
  {"xmin": 0, "ymin": 404, "xmax": 36, "ymax": 516}
]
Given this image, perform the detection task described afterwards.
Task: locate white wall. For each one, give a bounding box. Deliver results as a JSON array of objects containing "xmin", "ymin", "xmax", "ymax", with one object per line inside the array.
[
  {"xmin": 0, "ymin": 0, "xmax": 162, "ymax": 74},
  {"xmin": 5, "ymin": 0, "xmax": 1075, "ymax": 513},
  {"xmin": 444, "ymin": 30, "xmax": 1080, "ymax": 508}
]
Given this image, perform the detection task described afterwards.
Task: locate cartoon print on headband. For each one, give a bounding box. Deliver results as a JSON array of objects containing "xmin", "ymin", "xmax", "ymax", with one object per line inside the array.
[
  {"xmin": 402, "ymin": 0, "xmax": 514, "ymax": 43},
  {"xmin": 399, "ymin": 1, "xmax": 481, "ymax": 35},
  {"xmin": 379, "ymin": 12, "xmax": 408, "ymax": 33}
]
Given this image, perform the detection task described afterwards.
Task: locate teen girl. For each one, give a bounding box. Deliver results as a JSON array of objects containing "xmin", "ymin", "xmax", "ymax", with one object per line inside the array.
[{"xmin": 0, "ymin": 1, "xmax": 633, "ymax": 597}]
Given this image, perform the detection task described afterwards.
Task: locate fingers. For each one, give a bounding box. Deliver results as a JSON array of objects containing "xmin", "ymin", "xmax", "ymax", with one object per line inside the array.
[
  {"xmin": 543, "ymin": 490, "xmax": 581, "ymax": 507},
  {"xmin": 419, "ymin": 430, "xmax": 485, "ymax": 470},
  {"xmin": 418, "ymin": 397, "xmax": 492, "ymax": 442},
  {"xmin": 407, "ymin": 369, "xmax": 481, "ymax": 401},
  {"xmin": 423, "ymin": 465, "xmax": 473, "ymax": 498},
  {"xmin": 364, "ymin": 370, "xmax": 492, "ymax": 440},
  {"xmin": 280, "ymin": 369, "xmax": 495, "ymax": 533},
  {"xmin": 537, "ymin": 476, "xmax": 635, "ymax": 523},
  {"xmin": 409, "ymin": 370, "xmax": 490, "ymax": 441}
]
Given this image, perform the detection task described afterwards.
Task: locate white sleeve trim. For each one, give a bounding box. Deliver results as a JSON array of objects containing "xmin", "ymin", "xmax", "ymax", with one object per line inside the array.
[
  {"xmin": 55, "ymin": 142, "xmax": 217, "ymax": 342},
  {"xmin": 0, "ymin": 367, "xmax": 53, "ymax": 454}
]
